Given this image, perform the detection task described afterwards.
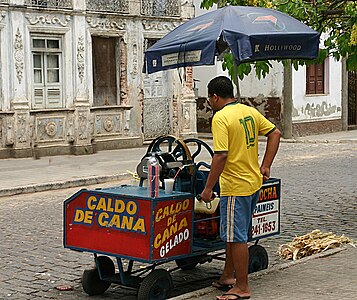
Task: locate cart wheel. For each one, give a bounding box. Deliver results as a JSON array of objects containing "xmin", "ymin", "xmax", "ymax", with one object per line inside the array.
[
  {"xmin": 137, "ymin": 269, "xmax": 173, "ymax": 300},
  {"xmin": 175, "ymin": 255, "xmax": 201, "ymax": 270},
  {"xmin": 248, "ymin": 244, "xmax": 269, "ymax": 274},
  {"xmin": 95, "ymin": 255, "xmax": 115, "ymax": 276},
  {"xmin": 82, "ymin": 256, "xmax": 115, "ymax": 296},
  {"xmin": 183, "ymin": 138, "xmax": 214, "ymax": 161}
]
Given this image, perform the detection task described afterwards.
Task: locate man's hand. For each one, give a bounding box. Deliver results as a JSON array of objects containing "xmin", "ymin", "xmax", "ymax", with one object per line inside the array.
[
  {"xmin": 260, "ymin": 166, "xmax": 270, "ymax": 182},
  {"xmin": 200, "ymin": 188, "xmax": 215, "ymax": 203}
]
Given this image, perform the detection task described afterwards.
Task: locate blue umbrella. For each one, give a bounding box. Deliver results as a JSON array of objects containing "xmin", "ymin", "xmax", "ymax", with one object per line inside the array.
[{"xmin": 144, "ymin": 5, "xmax": 320, "ymax": 74}]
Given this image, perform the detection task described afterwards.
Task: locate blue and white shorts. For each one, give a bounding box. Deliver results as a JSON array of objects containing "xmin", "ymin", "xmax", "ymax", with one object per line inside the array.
[{"xmin": 220, "ymin": 190, "xmax": 260, "ymax": 243}]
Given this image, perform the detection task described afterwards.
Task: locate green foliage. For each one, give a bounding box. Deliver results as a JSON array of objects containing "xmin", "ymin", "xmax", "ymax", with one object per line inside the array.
[{"xmin": 199, "ymin": 0, "xmax": 357, "ymax": 80}]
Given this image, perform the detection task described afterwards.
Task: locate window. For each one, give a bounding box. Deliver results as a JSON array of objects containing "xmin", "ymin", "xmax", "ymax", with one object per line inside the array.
[
  {"xmin": 92, "ymin": 36, "xmax": 120, "ymax": 106},
  {"xmin": 25, "ymin": 0, "xmax": 73, "ymax": 9},
  {"xmin": 141, "ymin": 0, "xmax": 180, "ymax": 17},
  {"xmin": 306, "ymin": 61, "xmax": 325, "ymax": 95},
  {"xmin": 32, "ymin": 36, "xmax": 63, "ymax": 109}
]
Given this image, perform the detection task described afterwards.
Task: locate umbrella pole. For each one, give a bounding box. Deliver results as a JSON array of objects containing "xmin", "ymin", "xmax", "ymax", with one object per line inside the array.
[{"xmin": 233, "ymin": 60, "xmax": 241, "ymax": 102}]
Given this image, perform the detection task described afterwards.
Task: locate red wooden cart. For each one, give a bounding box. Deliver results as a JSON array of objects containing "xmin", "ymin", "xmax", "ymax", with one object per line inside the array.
[{"xmin": 63, "ymin": 136, "xmax": 281, "ymax": 299}]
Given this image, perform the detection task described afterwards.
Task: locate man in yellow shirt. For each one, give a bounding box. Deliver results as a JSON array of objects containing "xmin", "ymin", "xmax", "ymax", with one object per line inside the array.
[{"xmin": 201, "ymin": 76, "xmax": 281, "ymax": 300}]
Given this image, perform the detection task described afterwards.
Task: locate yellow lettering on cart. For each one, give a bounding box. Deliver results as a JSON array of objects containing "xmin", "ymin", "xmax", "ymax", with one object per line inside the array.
[
  {"xmin": 98, "ymin": 212, "xmax": 109, "ymax": 226},
  {"xmin": 121, "ymin": 216, "xmax": 133, "ymax": 229},
  {"xmin": 126, "ymin": 201, "xmax": 137, "ymax": 215},
  {"xmin": 154, "ymin": 220, "xmax": 188, "ymax": 249},
  {"xmin": 154, "ymin": 233, "xmax": 162, "ymax": 248},
  {"xmin": 162, "ymin": 228, "xmax": 170, "ymax": 242},
  {"xmin": 109, "ymin": 214, "xmax": 120, "ymax": 227},
  {"xmin": 163, "ymin": 206, "xmax": 169, "ymax": 218},
  {"xmin": 182, "ymin": 199, "xmax": 189, "ymax": 210},
  {"xmin": 87, "ymin": 196, "xmax": 97, "ymax": 210},
  {"xmin": 84, "ymin": 211, "xmax": 93, "ymax": 224},
  {"xmin": 132, "ymin": 218, "xmax": 145, "ymax": 233},
  {"xmin": 178, "ymin": 217, "xmax": 188, "ymax": 231},
  {"xmin": 115, "ymin": 200, "xmax": 125, "ymax": 213},
  {"xmin": 97, "ymin": 198, "xmax": 107, "ymax": 211},
  {"xmin": 170, "ymin": 222, "xmax": 177, "ymax": 236},
  {"xmin": 107, "ymin": 198, "xmax": 114, "ymax": 212},
  {"xmin": 73, "ymin": 195, "xmax": 148, "ymax": 234},
  {"xmin": 74, "ymin": 209, "xmax": 84, "ymax": 222},
  {"xmin": 155, "ymin": 208, "xmax": 163, "ymax": 222}
]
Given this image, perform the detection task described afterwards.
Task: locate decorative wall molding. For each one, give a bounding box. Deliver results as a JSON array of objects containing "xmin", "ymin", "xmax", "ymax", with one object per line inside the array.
[
  {"xmin": 78, "ymin": 111, "xmax": 88, "ymax": 140},
  {"xmin": 17, "ymin": 114, "xmax": 27, "ymax": 144},
  {"xmin": 143, "ymin": 97, "xmax": 170, "ymax": 139},
  {"xmin": 119, "ymin": 39, "xmax": 128, "ymax": 105},
  {"xmin": 142, "ymin": 20, "xmax": 180, "ymax": 31},
  {"xmin": 94, "ymin": 112, "xmax": 123, "ymax": 136},
  {"xmin": 131, "ymin": 42, "xmax": 138, "ymax": 78},
  {"xmin": 67, "ymin": 115, "xmax": 75, "ymax": 143},
  {"xmin": 36, "ymin": 117, "xmax": 65, "ymax": 142},
  {"xmin": 0, "ymin": 11, "xmax": 6, "ymax": 23},
  {"xmin": 77, "ymin": 36, "xmax": 85, "ymax": 83},
  {"xmin": 5, "ymin": 117, "xmax": 15, "ymax": 146},
  {"xmin": 25, "ymin": 14, "xmax": 71, "ymax": 27},
  {"xmin": 14, "ymin": 28, "xmax": 24, "ymax": 84},
  {"xmin": 86, "ymin": 16, "xmax": 126, "ymax": 31},
  {"xmin": 183, "ymin": 105, "xmax": 190, "ymax": 130}
]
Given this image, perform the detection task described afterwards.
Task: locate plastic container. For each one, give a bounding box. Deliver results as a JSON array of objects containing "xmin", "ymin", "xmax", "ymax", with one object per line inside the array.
[{"xmin": 147, "ymin": 153, "xmax": 160, "ymax": 198}]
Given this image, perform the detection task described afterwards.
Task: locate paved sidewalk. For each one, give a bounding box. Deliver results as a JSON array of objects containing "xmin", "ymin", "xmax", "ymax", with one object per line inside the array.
[{"xmin": 170, "ymin": 246, "xmax": 357, "ymax": 300}]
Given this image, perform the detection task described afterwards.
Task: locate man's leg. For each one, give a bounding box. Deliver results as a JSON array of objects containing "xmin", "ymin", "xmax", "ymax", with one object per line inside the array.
[
  {"xmin": 217, "ymin": 243, "xmax": 235, "ymax": 285},
  {"xmin": 216, "ymin": 242, "xmax": 250, "ymax": 299},
  {"xmin": 231, "ymin": 242, "xmax": 250, "ymax": 296},
  {"xmin": 215, "ymin": 197, "xmax": 236, "ymax": 286}
]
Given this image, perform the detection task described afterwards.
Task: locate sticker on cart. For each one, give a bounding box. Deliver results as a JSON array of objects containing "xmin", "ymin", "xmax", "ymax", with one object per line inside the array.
[
  {"xmin": 251, "ymin": 179, "xmax": 281, "ymax": 239},
  {"xmin": 153, "ymin": 198, "xmax": 193, "ymax": 259}
]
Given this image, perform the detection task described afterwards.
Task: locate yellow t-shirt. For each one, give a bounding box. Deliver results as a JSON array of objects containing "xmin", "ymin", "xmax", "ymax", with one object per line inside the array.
[{"xmin": 212, "ymin": 102, "xmax": 276, "ymax": 196}]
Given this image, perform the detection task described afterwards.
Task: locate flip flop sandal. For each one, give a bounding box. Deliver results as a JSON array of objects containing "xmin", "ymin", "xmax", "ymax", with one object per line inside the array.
[
  {"xmin": 216, "ymin": 293, "xmax": 251, "ymax": 300},
  {"xmin": 211, "ymin": 281, "xmax": 234, "ymax": 291}
]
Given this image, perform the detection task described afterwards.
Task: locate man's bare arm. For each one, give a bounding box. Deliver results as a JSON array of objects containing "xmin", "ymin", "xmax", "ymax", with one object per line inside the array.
[
  {"xmin": 260, "ymin": 128, "xmax": 281, "ymax": 181},
  {"xmin": 201, "ymin": 152, "xmax": 227, "ymax": 202}
]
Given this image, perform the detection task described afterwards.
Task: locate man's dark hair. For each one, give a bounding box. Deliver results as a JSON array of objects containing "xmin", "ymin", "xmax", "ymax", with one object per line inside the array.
[{"xmin": 207, "ymin": 76, "xmax": 234, "ymax": 98}]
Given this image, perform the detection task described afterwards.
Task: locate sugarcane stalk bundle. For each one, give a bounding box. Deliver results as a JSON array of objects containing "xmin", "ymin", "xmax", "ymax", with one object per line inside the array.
[{"xmin": 279, "ymin": 229, "xmax": 355, "ymax": 260}]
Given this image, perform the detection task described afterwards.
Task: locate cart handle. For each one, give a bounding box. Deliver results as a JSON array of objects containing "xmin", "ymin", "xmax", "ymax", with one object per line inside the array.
[{"xmin": 196, "ymin": 193, "xmax": 218, "ymax": 209}]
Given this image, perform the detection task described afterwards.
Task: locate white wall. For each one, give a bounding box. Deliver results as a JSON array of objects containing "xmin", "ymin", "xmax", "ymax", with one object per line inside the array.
[
  {"xmin": 292, "ymin": 56, "xmax": 342, "ymax": 122},
  {"xmin": 240, "ymin": 61, "xmax": 284, "ymax": 98}
]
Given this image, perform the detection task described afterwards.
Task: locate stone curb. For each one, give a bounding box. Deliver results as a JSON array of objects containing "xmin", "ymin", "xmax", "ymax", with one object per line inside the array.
[
  {"xmin": 198, "ymin": 134, "xmax": 357, "ymax": 144},
  {"xmin": 0, "ymin": 173, "xmax": 131, "ymax": 197},
  {"xmin": 169, "ymin": 247, "xmax": 346, "ymax": 300}
]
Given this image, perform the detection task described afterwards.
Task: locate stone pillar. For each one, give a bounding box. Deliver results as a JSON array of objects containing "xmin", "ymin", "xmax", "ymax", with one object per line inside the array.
[
  {"xmin": 282, "ymin": 62, "xmax": 293, "ymax": 139},
  {"xmin": 179, "ymin": 67, "xmax": 197, "ymax": 138},
  {"xmin": 10, "ymin": 8, "xmax": 32, "ymax": 151},
  {"xmin": 71, "ymin": 9, "xmax": 93, "ymax": 153},
  {"xmin": 341, "ymin": 58, "xmax": 348, "ymax": 131},
  {"xmin": 0, "ymin": 10, "xmax": 9, "ymax": 152}
]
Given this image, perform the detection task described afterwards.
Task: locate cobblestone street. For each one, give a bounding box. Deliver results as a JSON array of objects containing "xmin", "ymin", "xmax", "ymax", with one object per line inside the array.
[{"xmin": 0, "ymin": 141, "xmax": 356, "ymax": 299}]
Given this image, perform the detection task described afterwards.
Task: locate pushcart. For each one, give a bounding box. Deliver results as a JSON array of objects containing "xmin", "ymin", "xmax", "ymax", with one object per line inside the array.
[{"xmin": 63, "ymin": 136, "xmax": 281, "ymax": 299}]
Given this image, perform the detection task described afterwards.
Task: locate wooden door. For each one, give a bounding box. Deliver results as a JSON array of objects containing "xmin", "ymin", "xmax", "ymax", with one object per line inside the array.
[{"xmin": 348, "ymin": 71, "xmax": 357, "ymax": 127}]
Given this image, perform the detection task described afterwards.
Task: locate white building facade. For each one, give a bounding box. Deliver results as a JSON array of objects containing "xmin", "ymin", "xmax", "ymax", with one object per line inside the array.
[{"xmin": 0, "ymin": 0, "xmax": 197, "ymax": 158}]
